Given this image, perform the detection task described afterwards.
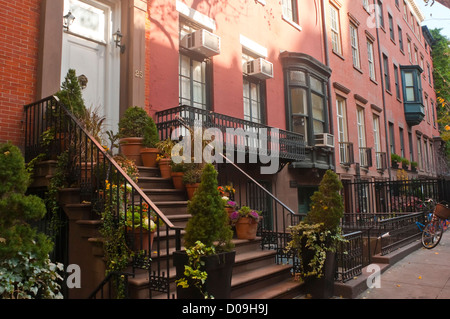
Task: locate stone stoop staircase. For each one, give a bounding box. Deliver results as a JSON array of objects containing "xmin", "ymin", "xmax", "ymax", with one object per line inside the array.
[{"xmin": 56, "ymin": 164, "xmax": 302, "ymax": 299}]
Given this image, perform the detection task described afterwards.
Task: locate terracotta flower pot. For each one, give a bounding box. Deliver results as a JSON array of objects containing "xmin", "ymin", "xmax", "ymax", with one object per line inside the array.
[
  {"xmin": 185, "ymin": 183, "xmax": 200, "ymax": 200},
  {"xmin": 140, "ymin": 147, "xmax": 159, "ymax": 167},
  {"xmin": 171, "ymin": 172, "xmax": 185, "ymax": 190},
  {"xmin": 127, "ymin": 228, "xmax": 155, "ymax": 251},
  {"xmin": 235, "ymin": 217, "xmax": 258, "ymax": 240},
  {"xmin": 159, "ymin": 158, "xmax": 172, "ymax": 178},
  {"xmin": 120, "ymin": 137, "xmax": 144, "ymax": 166}
]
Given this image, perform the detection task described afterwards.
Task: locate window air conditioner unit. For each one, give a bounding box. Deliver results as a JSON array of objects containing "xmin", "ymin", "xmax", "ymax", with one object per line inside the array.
[
  {"xmin": 245, "ymin": 58, "xmax": 274, "ymax": 80},
  {"xmin": 180, "ymin": 29, "xmax": 220, "ymax": 57},
  {"xmin": 315, "ymin": 133, "xmax": 335, "ymax": 148}
]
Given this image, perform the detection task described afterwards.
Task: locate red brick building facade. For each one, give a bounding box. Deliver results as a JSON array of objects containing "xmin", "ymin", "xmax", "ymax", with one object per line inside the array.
[{"xmin": 0, "ymin": 0, "xmax": 443, "ymax": 215}]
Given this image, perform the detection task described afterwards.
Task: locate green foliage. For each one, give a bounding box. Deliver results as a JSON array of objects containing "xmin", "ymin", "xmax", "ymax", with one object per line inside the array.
[
  {"xmin": 182, "ymin": 163, "xmax": 203, "ymax": 184},
  {"xmin": 429, "ymin": 29, "xmax": 450, "ymax": 164},
  {"xmin": 0, "ymin": 251, "xmax": 64, "ymax": 299},
  {"xmin": 305, "ymin": 170, "xmax": 344, "ymax": 232},
  {"xmin": 285, "ymin": 170, "xmax": 346, "ymax": 280},
  {"xmin": 391, "ymin": 153, "xmax": 402, "ymax": 163},
  {"xmin": 118, "ymin": 106, "xmax": 160, "ymax": 148},
  {"xmin": 183, "ymin": 164, "xmax": 234, "ymax": 252},
  {"xmin": 55, "ymin": 69, "xmax": 86, "ymax": 118},
  {"xmin": 176, "ymin": 241, "xmax": 216, "ymax": 299},
  {"xmin": 0, "ymin": 142, "xmax": 63, "ymax": 299}
]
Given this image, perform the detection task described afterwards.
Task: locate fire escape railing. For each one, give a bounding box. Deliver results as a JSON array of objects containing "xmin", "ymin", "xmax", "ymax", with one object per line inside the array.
[{"xmin": 24, "ymin": 96, "xmax": 182, "ymax": 299}]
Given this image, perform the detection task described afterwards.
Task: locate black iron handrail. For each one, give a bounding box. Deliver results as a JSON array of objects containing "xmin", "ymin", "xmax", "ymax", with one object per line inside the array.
[
  {"xmin": 88, "ymin": 271, "xmax": 135, "ymax": 299},
  {"xmin": 24, "ymin": 96, "xmax": 182, "ymax": 298},
  {"xmin": 172, "ymin": 115, "xmax": 303, "ymax": 264}
]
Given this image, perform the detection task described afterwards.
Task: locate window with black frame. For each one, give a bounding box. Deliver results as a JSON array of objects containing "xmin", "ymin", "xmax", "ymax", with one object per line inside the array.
[{"xmin": 286, "ymin": 69, "xmax": 328, "ymax": 145}]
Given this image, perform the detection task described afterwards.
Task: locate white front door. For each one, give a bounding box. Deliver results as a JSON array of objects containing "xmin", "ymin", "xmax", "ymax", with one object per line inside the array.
[{"xmin": 61, "ymin": 0, "xmax": 120, "ymax": 133}]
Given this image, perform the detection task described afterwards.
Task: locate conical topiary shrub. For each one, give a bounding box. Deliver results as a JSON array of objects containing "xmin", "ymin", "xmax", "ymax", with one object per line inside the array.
[
  {"xmin": 305, "ymin": 169, "xmax": 344, "ymax": 232},
  {"xmin": 183, "ymin": 163, "xmax": 233, "ymax": 251},
  {"xmin": 285, "ymin": 170, "xmax": 346, "ymax": 298},
  {"xmin": 174, "ymin": 163, "xmax": 235, "ymax": 299}
]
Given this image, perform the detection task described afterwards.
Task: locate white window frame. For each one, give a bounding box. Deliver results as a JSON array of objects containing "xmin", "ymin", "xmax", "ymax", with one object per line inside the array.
[
  {"xmin": 350, "ymin": 23, "xmax": 360, "ymax": 69},
  {"xmin": 330, "ymin": 5, "xmax": 342, "ymax": 55},
  {"xmin": 367, "ymin": 39, "xmax": 376, "ymax": 81}
]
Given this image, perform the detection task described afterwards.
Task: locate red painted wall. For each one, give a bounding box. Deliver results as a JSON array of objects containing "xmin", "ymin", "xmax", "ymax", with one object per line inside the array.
[
  {"xmin": 329, "ymin": 0, "xmax": 439, "ymax": 178},
  {"xmin": 0, "ymin": 0, "xmax": 41, "ymax": 146},
  {"xmin": 147, "ymin": 0, "xmax": 326, "ymax": 131}
]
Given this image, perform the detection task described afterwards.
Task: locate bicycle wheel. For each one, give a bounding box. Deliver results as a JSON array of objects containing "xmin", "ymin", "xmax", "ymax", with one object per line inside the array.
[{"xmin": 421, "ymin": 218, "xmax": 444, "ymax": 249}]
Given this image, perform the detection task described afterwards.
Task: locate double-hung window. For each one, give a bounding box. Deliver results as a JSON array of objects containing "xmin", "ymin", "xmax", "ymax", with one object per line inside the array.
[
  {"xmin": 337, "ymin": 97, "xmax": 351, "ymax": 164},
  {"xmin": 383, "ymin": 54, "xmax": 391, "ymax": 92},
  {"xmin": 282, "ymin": 0, "xmax": 299, "ymax": 24},
  {"xmin": 242, "ymin": 54, "xmax": 266, "ymax": 124},
  {"xmin": 330, "ymin": 5, "xmax": 342, "ymax": 55},
  {"xmin": 350, "ymin": 23, "xmax": 360, "ymax": 69},
  {"xmin": 367, "ymin": 39, "xmax": 376, "ymax": 81},
  {"xmin": 388, "ymin": 14, "xmax": 395, "ymax": 41},
  {"xmin": 357, "ymin": 107, "xmax": 368, "ymax": 167},
  {"xmin": 398, "ymin": 26, "xmax": 404, "ymax": 51},
  {"xmin": 179, "ymin": 22, "xmax": 210, "ymax": 110}
]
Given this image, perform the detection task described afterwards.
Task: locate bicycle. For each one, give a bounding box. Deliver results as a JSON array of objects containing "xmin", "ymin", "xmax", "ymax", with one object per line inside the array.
[
  {"xmin": 421, "ymin": 201, "xmax": 450, "ymax": 249},
  {"xmin": 416, "ymin": 198, "xmax": 435, "ymax": 232}
]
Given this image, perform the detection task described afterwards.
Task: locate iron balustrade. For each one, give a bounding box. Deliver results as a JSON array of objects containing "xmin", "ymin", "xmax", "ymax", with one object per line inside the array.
[
  {"xmin": 156, "ymin": 104, "xmax": 306, "ymax": 162},
  {"xmin": 377, "ymin": 212, "xmax": 425, "ymax": 255},
  {"xmin": 338, "ymin": 142, "xmax": 354, "ymax": 166},
  {"xmin": 359, "ymin": 147, "xmax": 373, "ymax": 168},
  {"xmin": 335, "ymin": 231, "xmax": 363, "ymax": 282},
  {"xmin": 342, "ymin": 178, "xmax": 444, "ymax": 216},
  {"xmin": 375, "ymin": 152, "xmax": 387, "ymax": 171},
  {"xmin": 88, "ymin": 271, "xmax": 134, "ymax": 299},
  {"xmin": 24, "ymin": 96, "xmax": 182, "ymax": 298}
]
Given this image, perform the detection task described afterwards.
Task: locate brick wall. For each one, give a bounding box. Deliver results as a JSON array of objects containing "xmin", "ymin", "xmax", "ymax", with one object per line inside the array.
[{"xmin": 0, "ymin": 0, "xmax": 41, "ymax": 146}]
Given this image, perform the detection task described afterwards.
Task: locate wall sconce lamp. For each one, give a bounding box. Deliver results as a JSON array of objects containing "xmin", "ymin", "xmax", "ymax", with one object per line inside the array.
[
  {"xmin": 63, "ymin": 11, "xmax": 76, "ymax": 31},
  {"xmin": 113, "ymin": 29, "xmax": 126, "ymax": 54}
]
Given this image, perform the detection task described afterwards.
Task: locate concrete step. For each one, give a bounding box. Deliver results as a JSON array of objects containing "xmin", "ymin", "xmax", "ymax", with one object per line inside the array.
[
  {"xmin": 142, "ymin": 188, "xmax": 187, "ymax": 201},
  {"xmin": 137, "ymin": 166, "xmax": 161, "ymax": 178},
  {"xmin": 138, "ymin": 177, "xmax": 173, "ymax": 189}
]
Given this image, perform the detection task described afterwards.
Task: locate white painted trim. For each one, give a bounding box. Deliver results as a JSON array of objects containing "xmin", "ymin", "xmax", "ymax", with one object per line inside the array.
[
  {"xmin": 240, "ymin": 35, "xmax": 268, "ymax": 58},
  {"xmin": 176, "ymin": 0, "xmax": 216, "ymax": 31}
]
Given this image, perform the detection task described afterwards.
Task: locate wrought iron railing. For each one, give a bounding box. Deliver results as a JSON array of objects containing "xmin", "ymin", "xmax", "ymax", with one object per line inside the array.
[
  {"xmin": 341, "ymin": 178, "xmax": 444, "ymax": 216},
  {"xmin": 88, "ymin": 271, "xmax": 134, "ymax": 299},
  {"xmin": 169, "ymin": 115, "xmax": 304, "ymax": 265},
  {"xmin": 377, "ymin": 212, "xmax": 425, "ymax": 255},
  {"xmin": 156, "ymin": 104, "xmax": 306, "ymax": 162},
  {"xmin": 338, "ymin": 142, "xmax": 354, "ymax": 166},
  {"xmin": 359, "ymin": 147, "xmax": 372, "ymax": 168},
  {"xmin": 375, "ymin": 151, "xmax": 387, "ymax": 171},
  {"xmin": 335, "ymin": 231, "xmax": 363, "ymax": 282},
  {"xmin": 24, "ymin": 96, "xmax": 182, "ymax": 298}
]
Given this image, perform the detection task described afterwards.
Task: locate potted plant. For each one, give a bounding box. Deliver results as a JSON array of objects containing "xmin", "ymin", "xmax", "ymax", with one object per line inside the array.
[
  {"xmin": 156, "ymin": 138, "xmax": 175, "ymax": 178},
  {"xmin": 122, "ymin": 203, "xmax": 157, "ymax": 252},
  {"xmin": 411, "ymin": 161, "xmax": 418, "ymax": 172},
  {"xmin": 54, "ymin": 69, "xmax": 87, "ymax": 152},
  {"xmin": 401, "ymin": 157, "xmax": 410, "ymax": 170},
  {"xmin": 171, "ymin": 161, "xmax": 187, "ymax": 190},
  {"xmin": 174, "ymin": 163, "xmax": 235, "ymax": 299},
  {"xmin": 391, "ymin": 153, "xmax": 402, "ymax": 169},
  {"xmin": 223, "ymin": 198, "xmax": 238, "ymax": 220},
  {"xmin": 182, "ymin": 163, "xmax": 203, "ymax": 199},
  {"xmin": 118, "ymin": 106, "xmax": 156, "ymax": 166},
  {"xmin": 230, "ymin": 206, "xmax": 261, "ymax": 240},
  {"xmin": 285, "ymin": 170, "xmax": 346, "ymax": 299},
  {"xmin": 140, "ymin": 112, "xmax": 160, "ymax": 168}
]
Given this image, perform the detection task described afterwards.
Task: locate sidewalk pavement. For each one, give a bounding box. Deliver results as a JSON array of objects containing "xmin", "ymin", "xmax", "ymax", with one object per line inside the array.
[{"xmin": 355, "ymin": 231, "xmax": 450, "ymax": 299}]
